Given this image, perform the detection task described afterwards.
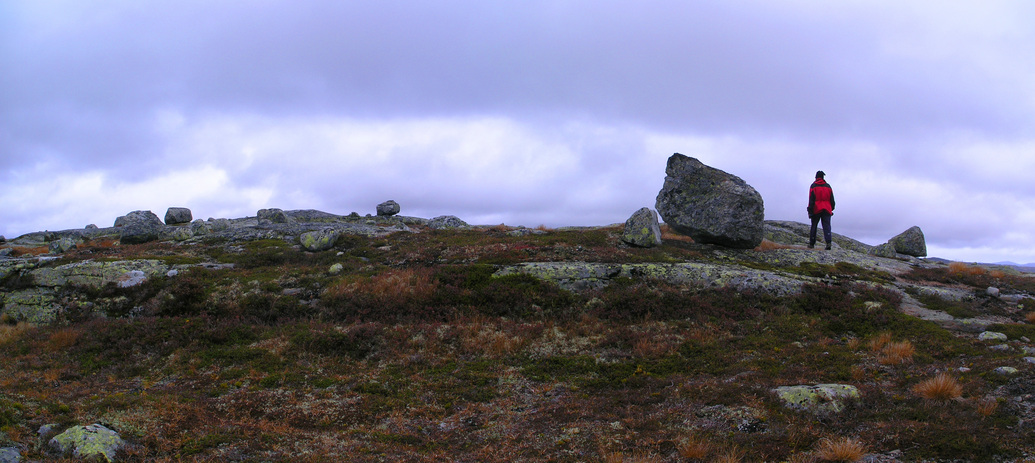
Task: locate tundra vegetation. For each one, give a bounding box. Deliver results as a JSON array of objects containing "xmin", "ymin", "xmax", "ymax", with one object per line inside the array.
[{"xmin": 1, "ymin": 224, "xmax": 1034, "ymax": 461}]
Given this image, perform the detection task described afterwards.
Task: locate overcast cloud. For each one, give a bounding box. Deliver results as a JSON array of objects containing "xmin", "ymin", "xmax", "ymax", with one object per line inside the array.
[{"xmin": 3, "ymin": 0, "xmax": 1035, "ymax": 263}]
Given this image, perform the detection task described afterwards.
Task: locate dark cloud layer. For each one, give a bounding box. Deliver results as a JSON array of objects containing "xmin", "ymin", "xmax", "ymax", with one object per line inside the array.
[{"xmin": 3, "ymin": 1, "xmax": 1035, "ymax": 263}]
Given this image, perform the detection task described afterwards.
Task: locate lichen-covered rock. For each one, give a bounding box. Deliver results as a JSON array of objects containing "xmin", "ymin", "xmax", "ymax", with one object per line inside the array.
[
  {"xmin": 979, "ymin": 331, "xmax": 1008, "ymax": 341},
  {"xmin": 868, "ymin": 242, "xmax": 899, "ymax": 258},
  {"xmin": 164, "ymin": 207, "xmax": 193, "ymax": 225},
  {"xmin": 48, "ymin": 236, "xmax": 81, "ymax": 254},
  {"xmin": 257, "ymin": 208, "xmax": 291, "ymax": 224},
  {"xmin": 3, "ymin": 288, "xmax": 61, "ymax": 324},
  {"xmin": 429, "ymin": 215, "xmax": 469, "ymax": 230},
  {"xmin": 49, "ymin": 424, "xmax": 124, "ymax": 462},
  {"xmin": 621, "ymin": 207, "xmax": 662, "ymax": 248},
  {"xmin": 773, "ymin": 384, "xmax": 860, "ymax": 414},
  {"xmin": 994, "ymin": 366, "xmax": 1019, "ymax": 376},
  {"xmin": 300, "ymin": 229, "xmax": 340, "ymax": 252},
  {"xmin": 329, "ymin": 263, "xmax": 344, "ymax": 275},
  {"xmin": 888, "ymin": 226, "xmax": 927, "ymax": 257},
  {"xmin": 114, "ymin": 210, "xmax": 166, "ymax": 245},
  {"xmin": 655, "ymin": 153, "xmax": 764, "ymax": 249},
  {"xmin": 377, "ymin": 200, "xmax": 401, "ymax": 217}
]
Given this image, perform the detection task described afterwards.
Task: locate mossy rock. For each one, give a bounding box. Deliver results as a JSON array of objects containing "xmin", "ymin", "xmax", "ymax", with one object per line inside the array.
[{"xmin": 49, "ymin": 424, "xmax": 124, "ymax": 462}]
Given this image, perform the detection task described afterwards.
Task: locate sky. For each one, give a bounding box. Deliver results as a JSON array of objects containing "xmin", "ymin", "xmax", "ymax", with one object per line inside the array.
[{"xmin": 3, "ymin": 1, "xmax": 1035, "ymax": 264}]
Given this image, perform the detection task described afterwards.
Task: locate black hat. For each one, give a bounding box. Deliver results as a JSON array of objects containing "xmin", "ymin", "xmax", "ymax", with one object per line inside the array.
[{"xmin": 816, "ymin": 171, "xmax": 825, "ymax": 178}]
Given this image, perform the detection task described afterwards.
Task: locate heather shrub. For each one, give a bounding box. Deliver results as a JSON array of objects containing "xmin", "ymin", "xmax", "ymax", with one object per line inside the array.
[
  {"xmin": 432, "ymin": 265, "xmax": 579, "ymax": 319},
  {"xmin": 289, "ymin": 322, "xmax": 385, "ymax": 359}
]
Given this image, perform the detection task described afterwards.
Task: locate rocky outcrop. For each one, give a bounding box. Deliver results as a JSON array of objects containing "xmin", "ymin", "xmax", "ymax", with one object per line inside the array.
[
  {"xmin": 764, "ymin": 220, "xmax": 874, "ymax": 253},
  {"xmin": 655, "ymin": 153, "xmax": 764, "ymax": 249},
  {"xmin": 429, "ymin": 215, "xmax": 469, "ymax": 230},
  {"xmin": 621, "ymin": 208, "xmax": 662, "ymax": 248},
  {"xmin": 257, "ymin": 208, "xmax": 291, "ymax": 224},
  {"xmin": 164, "ymin": 207, "xmax": 192, "ymax": 225},
  {"xmin": 49, "ymin": 424, "xmax": 124, "ymax": 462},
  {"xmin": 114, "ymin": 210, "xmax": 166, "ymax": 245},
  {"xmin": 377, "ymin": 200, "xmax": 401, "ymax": 217},
  {"xmin": 0, "ymin": 447, "xmax": 18, "ymax": 463},
  {"xmin": 773, "ymin": 384, "xmax": 860, "ymax": 414}
]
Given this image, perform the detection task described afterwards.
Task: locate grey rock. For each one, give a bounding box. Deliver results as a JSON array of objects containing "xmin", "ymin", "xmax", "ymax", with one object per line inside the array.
[
  {"xmin": 377, "ymin": 200, "xmax": 401, "ymax": 217},
  {"xmin": 118, "ymin": 270, "xmax": 147, "ymax": 288},
  {"xmin": 979, "ymin": 331, "xmax": 1008, "ymax": 341},
  {"xmin": 986, "ymin": 286, "xmax": 1000, "ymax": 298},
  {"xmin": 164, "ymin": 207, "xmax": 193, "ymax": 225},
  {"xmin": 621, "ymin": 207, "xmax": 662, "ymax": 248},
  {"xmin": 329, "ymin": 263, "xmax": 344, "ymax": 275},
  {"xmin": 209, "ymin": 218, "xmax": 231, "ymax": 231},
  {"xmin": 48, "ymin": 424, "xmax": 124, "ymax": 462},
  {"xmin": 115, "ymin": 210, "xmax": 166, "ymax": 245},
  {"xmin": 764, "ymin": 220, "xmax": 874, "ymax": 253},
  {"xmin": 170, "ymin": 227, "xmax": 193, "ymax": 241},
  {"xmin": 773, "ymin": 384, "xmax": 860, "ymax": 414},
  {"xmin": 0, "ymin": 248, "xmax": 12, "ymax": 258},
  {"xmin": 888, "ymin": 226, "xmax": 927, "ymax": 257},
  {"xmin": 48, "ymin": 237, "xmax": 81, "ymax": 254},
  {"xmin": 0, "ymin": 236, "xmax": 5, "ymax": 243},
  {"xmin": 257, "ymin": 208, "xmax": 291, "ymax": 224},
  {"xmin": 655, "ymin": 153, "xmax": 764, "ymax": 249},
  {"xmin": 0, "ymin": 447, "xmax": 18, "ymax": 463},
  {"xmin": 299, "ymin": 229, "xmax": 340, "ymax": 252},
  {"xmin": 190, "ymin": 219, "xmax": 212, "ymax": 236},
  {"xmin": 429, "ymin": 215, "xmax": 470, "ymax": 230},
  {"xmin": 994, "ymin": 366, "xmax": 1019, "ymax": 376},
  {"xmin": 85, "ymin": 224, "xmax": 98, "ymax": 229},
  {"xmin": 38, "ymin": 424, "xmax": 58, "ymax": 438},
  {"xmin": 1024, "ymin": 357, "xmax": 1035, "ymax": 364},
  {"xmin": 868, "ymin": 242, "xmax": 899, "ymax": 259}
]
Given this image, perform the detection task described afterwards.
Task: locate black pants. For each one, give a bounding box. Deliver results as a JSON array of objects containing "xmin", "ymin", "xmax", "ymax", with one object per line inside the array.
[{"xmin": 810, "ymin": 212, "xmax": 832, "ymax": 246}]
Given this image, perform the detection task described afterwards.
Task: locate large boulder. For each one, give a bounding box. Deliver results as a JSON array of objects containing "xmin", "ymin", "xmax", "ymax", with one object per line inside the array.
[
  {"xmin": 257, "ymin": 208, "xmax": 291, "ymax": 224},
  {"xmin": 888, "ymin": 226, "xmax": 927, "ymax": 257},
  {"xmin": 655, "ymin": 154, "xmax": 765, "ymax": 249},
  {"xmin": 114, "ymin": 210, "xmax": 166, "ymax": 245},
  {"xmin": 621, "ymin": 207, "xmax": 662, "ymax": 248},
  {"xmin": 300, "ymin": 229, "xmax": 340, "ymax": 252},
  {"xmin": 164, "ymin": 207, "xmax": 193, "ymax": 225},
  {"xmin": 49, "ymin": 423, "xmax": 124, "ymax": 462},
  {"xmin": 377, "ymin": 200, "xmax": 401, "ymax": 217}
]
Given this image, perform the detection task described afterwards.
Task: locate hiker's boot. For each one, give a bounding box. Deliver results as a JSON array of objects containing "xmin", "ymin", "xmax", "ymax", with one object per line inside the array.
[{"xmin": 825, "ymin": 242, "xmax": 832, "ymax": 250}]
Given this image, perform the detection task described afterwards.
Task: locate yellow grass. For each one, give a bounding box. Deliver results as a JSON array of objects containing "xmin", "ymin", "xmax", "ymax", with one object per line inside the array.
[
  {"xmin": 877, "ymin": 340, "xmax": 915, "ymax": 365},
  {"xmin": 976, "ymin": 397, "xmax": 999, "ymax": 417},
  {"xmin": 1025, "ymin": 311, "xmax": 1035, "ymax": 324},
  {"xmin": 815, "ymin": 436, "xmax": 867, "ymax": 462},
  {"xmin": 913, "ymin": 372, "xmax": 963, "ymax": 401},
  {"xmin": 0, "ymin": 321, "xmax": 33, "ymax": 345},
  {"xmin": 867, "ymin": 332, "xmax": 893, "ymax": 352}
]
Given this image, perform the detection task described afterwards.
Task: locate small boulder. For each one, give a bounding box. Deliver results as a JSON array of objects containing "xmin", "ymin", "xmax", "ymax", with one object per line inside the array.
[
  {"xmin": 85, "ymin": 224, "xmax": 98, "ymax": 230},
  {"xmin": 48, "ymin": 423, "xmax": 124, "ymax": 462},
  {"xmin": 773, "ymin": 384, "xmax": 860, "ymax": 414},
  {"xmin": 621, "ymin": 207, "xmax": 662, "ymax": 248},
  {"xmin": 0, "ymin": 447, "xmax": 20, "ymax": 463},
  {"xmin": 429, "ymin": 215, "xmax": 470, "ymax": 230},
  {"xmin": 114, "ymin": 210, "xmax": 166, "ymax": 245},
  {"xmin": 300, "ymin": 229, "xmax": 340, "ymax": 252},
  {"xmin": 655, "ymin": 153, "xmax": 765, "ymax": 249},
  {"xmin": 49, "ymin": 236, "xmax": 81, "ymax": 254},
  {"xmin": 257, "ymin": 208, "xmax": 291, "ymax": 224},
  {"xmin": 377, "ymin": 200, "xmax": 401, "ymax": 217},
  {"xmin": 986, "ymin": 287, "xmax": 1000, "ymax": 298},
  {"xmin": 329, "ymin": 263, "xmax": 344, "ymax": 275},
  {"xmin": 888, "ymin": 226, "xmax": 927, "ymax": 257},
  {"xmin": 164, "ymin": 207, "xmax": 193, "ymax": 225},
  {"xmin": 979, "ymin": 331, "xmax": 1008, "ymax": 342}
]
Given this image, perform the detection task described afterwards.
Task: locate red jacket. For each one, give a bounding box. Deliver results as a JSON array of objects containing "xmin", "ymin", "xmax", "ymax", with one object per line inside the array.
[{"xmin": 808, "ymin": 179, "xmax": 835, "ymax": 216}]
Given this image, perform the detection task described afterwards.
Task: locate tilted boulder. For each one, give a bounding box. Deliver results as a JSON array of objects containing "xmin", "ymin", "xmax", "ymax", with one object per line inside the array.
[
  {"xmin": 164, "ymin": 207, "xmax": 193, "ymax": 225},
  {"xmin": 621, "ymin": 207, "xmax": 662, "ymax": 248},
  {"xmin": 377, "ymin": 200, "xmax": 401, "ymax": 217},
  {"xmin": 655, "ymin": 153, "xmax": 765, "ymax": 249},
  {"xmin": 114, "ymin": 210, "xmax": 166, "ymax": 245},
  {"xmin": 888, "ymin": 226, "xmax": 927, "ymax": 257}
]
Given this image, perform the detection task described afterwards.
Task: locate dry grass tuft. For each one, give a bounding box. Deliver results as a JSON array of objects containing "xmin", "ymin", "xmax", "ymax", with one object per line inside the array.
[
  {"xmin": 867, "ymin": 332, "xmax": 893, "ymax": 352},
  {"xmin": 0, "ymin": 321, "xmax": 33, "ymax": 345},
  {"xmin": 712, "ymin": 446, "xmax": 744, "ymax": 463},
  {"xmin": 989, "ymin": 269, "xmax": 1006, "ymax": 279},
  {"xmin": 877, "ymin": 340, "xmax": 915, "ymax": 365},
  {"xmin": 677, "ymin": 434, "xmax": 712, "ymax": 460},
  {"xmin": 1025, "ymin": 311, "xmax": 1035, "ymax": 324},
  {"xmin": 755, "ymin": 239, "xmax": 796, "ymax": 251},
  {"xmin": 815, "ymin": 436, "xmax": 867, "ymax": 462},
  {"xmin": 976, "ymin": 397, "xmax": 999, "ymax": 417},
  {"xmin": 913, "ymin": 372, "xmax": 963, "ymax": 401},
  {"xmin": 47, "ymin": 327, "xmax": 82, "ymax": 352},
  {"xmin": 659, "ymin": 224, "xmax": 693, "ymax": 243}
]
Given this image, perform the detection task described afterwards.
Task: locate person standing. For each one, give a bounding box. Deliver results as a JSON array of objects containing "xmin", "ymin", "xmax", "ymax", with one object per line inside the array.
[{"xmin": 808, "ymin": 171, "xmax": 835, "ymax": 250}]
